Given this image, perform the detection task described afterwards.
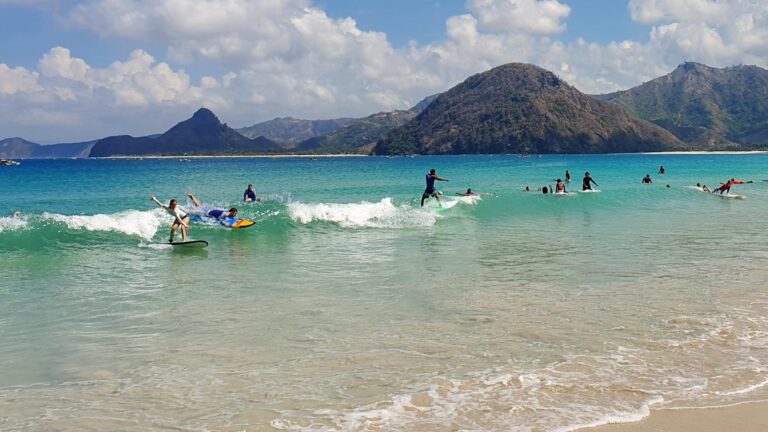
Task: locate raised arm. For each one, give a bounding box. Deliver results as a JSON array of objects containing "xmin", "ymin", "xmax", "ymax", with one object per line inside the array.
[
  {"xmin": 187, "ymin": 192, "xmax": 202, "ymax": 207},
  {"xmin": 150, "ymin": 196, "xmax": 166, "ymax": 208}
]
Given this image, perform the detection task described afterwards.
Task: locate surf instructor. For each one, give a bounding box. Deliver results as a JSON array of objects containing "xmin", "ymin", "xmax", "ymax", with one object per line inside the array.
[
  {"xmin": 150, "ymin": 196, "xmax": 190, "ymax": 243},
  {"xmin": 582, "ymin": 172, "xmax": 598, "ymax": 191},
  {"xmin": 421, "ymin": 168, "xmax": 449, "ymax": 207}
]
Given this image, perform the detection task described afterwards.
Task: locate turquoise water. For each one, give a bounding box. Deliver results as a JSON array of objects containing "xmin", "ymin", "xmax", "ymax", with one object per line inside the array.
[{"xmin": 2, "ymin": 155, "xmax": 768, "ymax": 431}]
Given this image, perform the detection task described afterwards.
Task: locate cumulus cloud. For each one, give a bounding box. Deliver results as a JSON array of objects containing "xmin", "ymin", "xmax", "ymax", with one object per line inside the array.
[
  {"xmin": 467, "ymin": 0, "xmax": 571, "ymax": 34},
  {"xmin": 3, "ymin": 0, "xmax": 768, "ymax": 142}
]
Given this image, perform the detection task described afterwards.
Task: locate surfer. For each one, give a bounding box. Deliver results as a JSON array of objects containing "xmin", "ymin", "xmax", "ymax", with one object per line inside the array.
[
  {"xmin": 697, "ymin": 183, "xmax": 711, "ymax": 192},
  {"xmin": 421, "ymin": 169, "xmax": 449, "ymax": 207},
  {"xmin": 524, "ymin": 186, "xmax": 531, "ymax": 192},
  {"xmin": 542, "ymin": 186, "xmax": 551, "ymax": 194},
  {"xmin": 659, "ymin": 165, "xmax": 666, "ymax": 174},
  {"xmin": 582, "ymin": 172, "xmax": 598, "ymax": 191},
  {"xmin": 565, "ymin": 170, "xmax": 571, "ymax": 183},
  {"xmin": 243, "ymin": 184, "xmax": 260, "ymax": 203},
  {"xmin": 150, "ymin": 196, "xmax": 190, "ymax": 242},
  {"xmin": 11, "ymin": 210, "xmax": 21, "ymax": 219},
  {"xmin": 715, "ymin": 178, "xmax": 751, "ymax": 195},
  {"xmin": 555, "ymin": 179, "xmax": 567, "ymax": 193},
  {"xmin": 458, "ymin": 188, "xmax": 478, "ymax": 196},
  {"xmin": 642, "ymin": 174, "xmax": 653, "ymax": 184},
  {"xmin": 186, "ymin": 193, "xmax": 240, "ymax": 227}
]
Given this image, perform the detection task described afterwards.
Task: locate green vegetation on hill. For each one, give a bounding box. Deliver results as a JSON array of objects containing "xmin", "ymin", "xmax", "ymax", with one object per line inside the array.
[
  {"xmin": 376, "ymin": 63, "xmax": 684, "ymax": 155},
  {"xmin": 298, "ymin": 110, "xmax": 416, "ymax": 154},
  {"xmin": 237, "ymin": 117, "xmax": 357, "ymax": 143},
  {"xmin": 596, "ymin": 62, "xmax": 768, "ymax": 149}
]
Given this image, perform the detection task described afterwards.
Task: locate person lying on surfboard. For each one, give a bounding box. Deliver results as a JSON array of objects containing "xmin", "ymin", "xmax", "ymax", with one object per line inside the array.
[
  {"xmin": 186, "ymin": 193, "xmax": 240, "ymax": 227},
  {"xmin": 714, "ymin": 178, "xmax": 752, "ymax": 195},
  {"xmin": 696, "ymin": 183, "xmax": 711, "ymax": 192},
  {"xmin": 150, "ymin": 196, "xmax": 190, "ymax": 243},
  {"xmin": 582, "ymin": 172, "xmax": 598, "ymax": 191},
  {"xmin": 421, "ymin": 168, "xmax": 449, "ymax": 207}
]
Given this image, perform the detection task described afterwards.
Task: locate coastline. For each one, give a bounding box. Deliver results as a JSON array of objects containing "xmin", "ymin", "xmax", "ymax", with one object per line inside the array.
[
  {"xmin": 584, "ymin": 401, "xmax": 768, "ymax": 432},
  {"xmin": 636, "ymin": 150, "xmax": 768, "ymax": 155},
  {"xmin": 103, "ymin": 154, "xmax": 370, "ymax": 159}
]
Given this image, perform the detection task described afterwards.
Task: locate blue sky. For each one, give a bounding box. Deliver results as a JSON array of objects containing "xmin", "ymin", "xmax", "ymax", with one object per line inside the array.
[{"xmin": 1, "ymin": 0, "xmax": 766, "ymax": 143}]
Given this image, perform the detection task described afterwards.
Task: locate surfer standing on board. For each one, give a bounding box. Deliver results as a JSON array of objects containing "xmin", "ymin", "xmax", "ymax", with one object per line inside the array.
[
  {"xmin": 150, "ymin": 196, "xmax": 190, "ymax": 242},
  {"xmin": 582, "ymin": 172, "xmax": 598, "ymax": 191},
  {"xmin": 421, "ymin": 168, "xmax": 449, "ymax": 207}
]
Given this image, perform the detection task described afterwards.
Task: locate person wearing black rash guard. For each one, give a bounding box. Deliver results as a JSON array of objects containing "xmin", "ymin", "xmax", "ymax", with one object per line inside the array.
[
  {"xmin": 421, "ymin": 168, "xmax": 449, "ymax": 207},
  {"xmin": 582, "ymin": 172, "xmax": 598, "ymax": 191},
  {"xmin": 642, "ymin": 174, "xmax": 652, "ymax": 184}
]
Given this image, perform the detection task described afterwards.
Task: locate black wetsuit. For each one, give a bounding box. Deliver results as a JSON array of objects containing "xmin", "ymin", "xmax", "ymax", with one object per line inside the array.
[{"xmin": 583, "ymin": 176, "xmax": 597, "ymax": 191}]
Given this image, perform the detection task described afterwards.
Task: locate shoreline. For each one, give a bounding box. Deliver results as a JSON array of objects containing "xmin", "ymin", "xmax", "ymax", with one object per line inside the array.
[
  {"xmin": 584, "ymin": 401, "xmax": 768, "ymax": 432},
  {"xmin": 103, "ymin": 154, "xmax": 369, "ymax": 159}
]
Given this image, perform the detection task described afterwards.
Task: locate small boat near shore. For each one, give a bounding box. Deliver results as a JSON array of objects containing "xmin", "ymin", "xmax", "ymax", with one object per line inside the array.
[{"xmin": 0, "ymin": 159, "xmax": 21, "ymax": 166}]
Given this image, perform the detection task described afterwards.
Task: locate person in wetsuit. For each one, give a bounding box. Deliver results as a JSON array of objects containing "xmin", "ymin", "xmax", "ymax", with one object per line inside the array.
[
  {"xmin": 715, "ymin": 178, "xmax": 751, "ymax": 195},
  {"xmin": 659, "ymin": 165, "xmax": 666, "ymax": 174},
  {"xmin": 582, "ymin": 172, "xmax": 598, "ymax": 191},
  {"xmin": 565, "ymin": 170, "xmax": 571, "ymax": 183},
  {"xmin": 642, "ymin": 174, "xmax": 653, "ymax": 184},
  {"xmin": 186, "ymin": 193, "xmax": 240, "ymax": 227},
  {"xmin": 150, "ymin": 196, "xmax": 190, "ymax": 242},
  {"xmin": 243, "ymin": 184, "xmax": 259, "ymax": 202},
  {"xmin": 421, "ymin": 169, "xmax": 449, "ymax": 206}
]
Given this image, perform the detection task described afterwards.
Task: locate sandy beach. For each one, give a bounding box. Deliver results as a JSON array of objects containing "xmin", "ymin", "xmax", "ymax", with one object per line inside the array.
[{"xmin": 587, "ymin": 401, "xmax": 768, "ymax": 432}]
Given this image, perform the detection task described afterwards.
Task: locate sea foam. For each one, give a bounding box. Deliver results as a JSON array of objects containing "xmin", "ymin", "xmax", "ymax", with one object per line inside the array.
[
  {"xmin": 42, "ymin": 209, "xmax": 164, "ymax": 240},
  {"xmin": 287, "ymin": 198, "xmax": 439, "ymax": 228}
]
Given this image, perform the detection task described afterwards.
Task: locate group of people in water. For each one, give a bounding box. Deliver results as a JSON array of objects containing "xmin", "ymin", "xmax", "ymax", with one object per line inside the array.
[
  {"xmin": 150, "ymin": 184, "xmax": 259, "ymax": 242},
  {"xmin": 522, "ymin": 170, "xmax": 598, "ymax": 195}
]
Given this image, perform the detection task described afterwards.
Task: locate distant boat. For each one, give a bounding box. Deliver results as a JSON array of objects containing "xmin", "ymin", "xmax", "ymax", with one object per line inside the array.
[{"xmin": 0, "ymin": 159, "xmax": 21, "ymax": 166}]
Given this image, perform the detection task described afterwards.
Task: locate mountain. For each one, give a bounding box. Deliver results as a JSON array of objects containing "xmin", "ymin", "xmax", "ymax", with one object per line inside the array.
[
  {"xmin": 595, "ymin": 62, "xmax": 768, "ymax": 149},
  {"xmin": 31, "ymin": 140, "xmax": 97, "ymax": 158},
  {"xmin": 0, "ymin": 137, "xmax": 97, "ymax": 159},
  {"xmin": 376, "ymin": 63, "xmax": 684, "ymax": 155},
  {"xmin": 409, "ymin": 93, "xmax": 440, "ymax": 113},
  {"xmin": 89, "ymin": 108, "xmax": 283, "ymax": 157},
  {"xmin": 0, "ymin": 138, "xmax": 38, "ymax": 158},
  {"xmin": 297, "ymin": 110, "xmax": 416, "ymax": 154},
  {"xmin": 237, "ymin": 117, "xmax": 357, "ymax": 143}
]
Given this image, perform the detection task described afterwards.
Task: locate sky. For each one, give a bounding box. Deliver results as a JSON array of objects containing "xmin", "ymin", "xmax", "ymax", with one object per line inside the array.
[{"xmin": 1, "ymin": 0, "xmax": 767, "ymax": 143}]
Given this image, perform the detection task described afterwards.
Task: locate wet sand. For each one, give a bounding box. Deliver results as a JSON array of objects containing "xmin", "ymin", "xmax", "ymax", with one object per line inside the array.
[{"xmin": 587, "ymin": 401, "xmax": 768, "ymax": 432}]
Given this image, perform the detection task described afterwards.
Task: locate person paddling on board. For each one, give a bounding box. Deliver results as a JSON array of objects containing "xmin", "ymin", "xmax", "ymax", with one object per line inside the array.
[
  {"xmin": 243, "ymin": 184, "xmax": 260, "ymax": 203},
  {"xmin": 696, "ymin": 183, "xmax": 711, "ymax": 192},
  {"xmin": 457, "ymin": 188, "xmax": 478, "ymax": 196},
  {"xmin": 555, "ymin": 179, "xmax": 567, "ymax": 193},
  {"xmin": 642, "ymin": 174, "xmax": 653, "ymax": 184},
  {"xmin": 565, "ymin": 170, "xmax": 571, "ymax": 183},
  {"xmin": 150, "ymin": 196, "xmax": 190, "ymax": 242},
  {"xmin": 187, "ymin": 193, "xmax": 240, "ymax": 227},
  {"xmin": 421, "ymin": 168, "xmax": 449, "ymax": 207},
  {"xmin": 715, "ymin": 178, "xmax": 752, "ymax": 195},
  {"xmin": 582, "ymin": 172, "xmax": 598, "ymax": 191}
]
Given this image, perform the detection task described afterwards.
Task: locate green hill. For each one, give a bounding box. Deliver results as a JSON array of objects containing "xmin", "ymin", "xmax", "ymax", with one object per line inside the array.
[
  {"xmin": 596, "ymin": 62, "xmax": 768, "ymax": 149},
  {"xmin": 376, "ymin": 63, "xmax": 684, "ymax": 155},
  {"xmin": 297, "ymin": 110, "xmax": 416, "ymax": 154}
]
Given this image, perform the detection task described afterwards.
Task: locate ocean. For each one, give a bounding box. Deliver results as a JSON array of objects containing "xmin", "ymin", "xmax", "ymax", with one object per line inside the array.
[{"xmin": 1, "ymin": 154, "xmax": 767, "ymax": 431}]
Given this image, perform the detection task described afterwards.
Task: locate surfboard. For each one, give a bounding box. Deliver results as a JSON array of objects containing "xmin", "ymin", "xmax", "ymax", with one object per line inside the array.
[
  {"xmin": 578, "ymin": 189, "xmax": 601, "ymax": 193},
  {"xmin": 169, "ymin": 240, "xmax": 209, "ymax": 248},
  {"xmin": 432, "ymin": 200, "xmax": 459, "ymax": 212},
  {"xmin": 553, "ymin": 191, "xmax": 571, "ymax": 196},
  {"xmin": 232, "ymin": 219, "xmax": 256, "ymax": 229},
  {"xmin": 691, "ymin": 186, "xmax": 745, "ymax": 199}
]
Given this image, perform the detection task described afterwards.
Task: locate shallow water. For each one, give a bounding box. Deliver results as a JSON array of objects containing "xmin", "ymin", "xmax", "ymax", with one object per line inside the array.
[{"xmin": 1, "ymin": 155, "xmax": 768, "ymax": 431}]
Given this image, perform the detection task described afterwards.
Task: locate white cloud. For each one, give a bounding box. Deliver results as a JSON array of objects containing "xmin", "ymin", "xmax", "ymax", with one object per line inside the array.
[
  {"xmin": 0, "ymin": 65, "xmax": 40, "ymax": 95},
  {"xmin": 39, "ymin": 47, "xmax": 90, "ymax": 81},
  {"xmin": 629, "ymin": 0, "xmax": 729, "ymax": 24},
  {"xmin": 467, "ymin": 0, "xmax": 571, "ymax": 34}
]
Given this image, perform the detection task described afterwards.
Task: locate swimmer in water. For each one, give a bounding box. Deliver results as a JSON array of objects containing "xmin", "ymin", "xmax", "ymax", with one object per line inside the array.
[{"xmin": 555, "ymin": 179, "xmax": 567, "ymax": 193}]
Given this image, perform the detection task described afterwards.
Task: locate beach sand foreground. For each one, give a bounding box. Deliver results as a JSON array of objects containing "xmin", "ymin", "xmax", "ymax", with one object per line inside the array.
[{"xmin": 587, "ymin": 401, "xmax": 768, "ymax": 432}]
